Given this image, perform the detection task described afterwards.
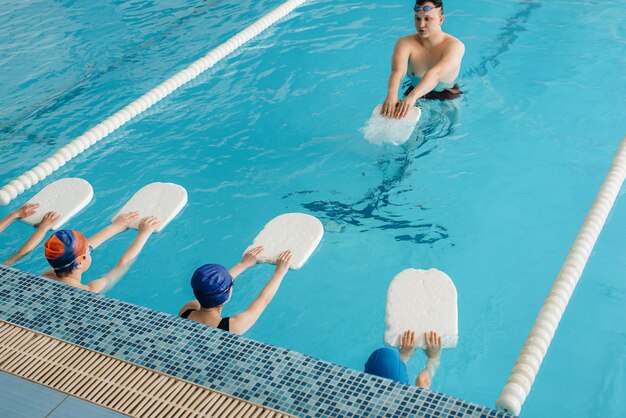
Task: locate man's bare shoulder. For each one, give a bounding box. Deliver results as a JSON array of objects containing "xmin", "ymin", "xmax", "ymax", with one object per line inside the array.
[
  {"xmin": 396, "ymin": 34, "xmax": 419, "ymax": 47},
  {"xmin": 442, "ymin": 34, "xmax": 465, "ymax": 51}
]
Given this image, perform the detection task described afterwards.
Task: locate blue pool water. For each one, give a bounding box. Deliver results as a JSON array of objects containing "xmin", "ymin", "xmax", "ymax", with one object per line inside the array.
[{"xmin": 1, "ymin": 1, "xmax": 625, "ymax": 416}]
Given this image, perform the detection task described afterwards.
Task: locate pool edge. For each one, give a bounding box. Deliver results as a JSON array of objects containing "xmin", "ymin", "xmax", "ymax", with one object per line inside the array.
[{"xmin": 0, "ymin": 264, "xmax": 513, "ymax": 418}]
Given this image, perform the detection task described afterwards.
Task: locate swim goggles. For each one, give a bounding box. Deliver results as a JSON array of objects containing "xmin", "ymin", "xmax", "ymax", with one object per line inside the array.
[
  {"xmin": 414, "ymin": 5, "xmax": 439, "ymax": 12},
  {"xmin": 84, "ymin": 245, "xmax": 93, "ymax": 259},
  {"xmin": 53, "ymin": 245, "xmax": 93, "ymax": 271}
]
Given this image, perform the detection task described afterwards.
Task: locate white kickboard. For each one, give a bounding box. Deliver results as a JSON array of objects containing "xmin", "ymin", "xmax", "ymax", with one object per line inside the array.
[
  {"xmin": 21, "ymin": 178, "xmax": 93, "ymax": 230},
  {"xmin": 385, "ymin": 268, "xmax": 458, "ymax": 349},
  {"xmin": 246, "ymin": 213, "xmax": 323, "ymax": 270},
  {"xmin": 363, "ymin": 104, "xmax": 422, "ymax": 145},
  {"xmin": 113, "ymin": 183, "xmax": 187, "ymax": 232}
]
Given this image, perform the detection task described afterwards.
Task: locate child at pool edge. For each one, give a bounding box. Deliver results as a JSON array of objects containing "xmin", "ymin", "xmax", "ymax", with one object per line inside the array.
[
  {"xmin": 178, "ymin": 246, "xmax": 292, "ymax": 335},
  {"xmin": 42, "ymin": 212, "xmax": 160, "ymax": 293},
  {"xmin": 365, "ymin": 330, "xmax": 442, "ymax": 389}
]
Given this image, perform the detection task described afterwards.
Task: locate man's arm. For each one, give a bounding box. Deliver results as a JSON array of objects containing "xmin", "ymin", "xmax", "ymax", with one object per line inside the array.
[
  {"xmin": 3, "ymin": 212, "xmax": 59, "ymax": 266},
  {"xmin": 0, "ymin": 203, "xmax": 39, "ymax": 234},
  {"xmin": 88, "ymin": 212, "xmax": 138, "ymax": 249},
  {"xmin": 229, "ymin": 250, "xmax": 292, "ymax": 335},
  {"xmin": 381, "ymin": 38, "xmax": 412, "ymax": 117},
  {"xmin": 395, "ymin": 40, "xmax": 465, "ymax": 118}
]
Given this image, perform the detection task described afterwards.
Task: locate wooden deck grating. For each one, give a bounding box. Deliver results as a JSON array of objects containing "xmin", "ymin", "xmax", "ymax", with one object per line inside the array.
[{"xmin": 0, "ymin": 320, "xmax": 294, "ymax": 418}]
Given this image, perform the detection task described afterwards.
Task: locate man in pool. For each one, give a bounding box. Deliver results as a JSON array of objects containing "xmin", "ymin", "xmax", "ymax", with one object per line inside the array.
[
  {"xmin": 42, "ymin": 212, "xmax": 160, "ymax": 293},
  {"xmin": 365, "ymin": 331, "xmax": 442, "ymax": 388},
  {"xmin": 381, "ymin": 0, "xmax": 465, "ymax": 119}
]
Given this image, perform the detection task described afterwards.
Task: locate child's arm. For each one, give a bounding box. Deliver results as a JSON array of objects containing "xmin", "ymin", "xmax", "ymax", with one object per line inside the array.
[
  {"xmin": 116, "ymin": 216, "xmax": 159, "ymax": 266},
  {"xmin": 399, "ymin": 330, "xmax": 417, "ymax": 363},
  {"xmin": 86, "ymin": 264, "xmax": 130, "ymax": 293},
  {"xmin": 228, "ymin": 246, "xmax": 264, "ymax": 279},
  {"xmin": 88, "ymin": 212, "xmax": 138, "ymax": 249},
  {"xmin": 415, "ymin": 331, "xmax": 442, "ymax": 389},
  {"xmin": 88, "ymin": 216, "xmax": 160, "ymax": 293},
  {"xmin": 0, "ymin": 203, "xmax": 39, "ymax": 234},
  {"xmin": 3, "ymin": 212, "xmax": 59, "ymax": 266},
  {"xmin": 229, "ymin": 250, "xmax": 292, "ymax": 335}
]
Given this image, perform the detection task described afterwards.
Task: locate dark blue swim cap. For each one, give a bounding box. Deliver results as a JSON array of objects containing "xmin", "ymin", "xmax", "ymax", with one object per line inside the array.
[
  {"xmin": 364, "ymin": 348, "xmax": 409, "ymax": 384},
  {"xmin": 191, "ymin": 264, "xmax": 233, "ymax": 308}
]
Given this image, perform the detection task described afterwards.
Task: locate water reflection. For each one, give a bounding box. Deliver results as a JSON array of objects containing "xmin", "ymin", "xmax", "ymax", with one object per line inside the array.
[{"xmin": 290, "ymin": 101, "xmax": 458, "ymax": 245}]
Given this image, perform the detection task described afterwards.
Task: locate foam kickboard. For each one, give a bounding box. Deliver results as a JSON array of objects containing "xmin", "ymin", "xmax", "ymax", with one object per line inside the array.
[
  {"xmin": 246, "ymin": 213, "xmax": 323, "ymax": 270},
  {"xmin": 21, "ymin": 178, "xmax": 93, "ymax": 230},
  {"xmin": 384, "ymin": 268, "xmax": 458, "ymax": 349},
  {"xmin": 362, "ymin": 104, "xmax": 422, "ymax": 145},
  {"xmin": 113, "ymin": 182, "xmax": 187, "ymax": 232}
]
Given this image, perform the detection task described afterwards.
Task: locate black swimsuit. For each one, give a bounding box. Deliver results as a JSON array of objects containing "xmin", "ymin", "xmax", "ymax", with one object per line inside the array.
[
  {"xmin": 404, "ymin": 83, "xmax": 463, "ymax": 100},
  {"xmin": 180, "ymin": 309, "xmax": 230, "ymax": 331}
]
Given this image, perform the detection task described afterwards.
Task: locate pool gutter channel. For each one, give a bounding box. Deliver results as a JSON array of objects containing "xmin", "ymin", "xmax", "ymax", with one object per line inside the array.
[{"xmin": 0, "ymin": 320, "xmax": 292, "ymax": 418}]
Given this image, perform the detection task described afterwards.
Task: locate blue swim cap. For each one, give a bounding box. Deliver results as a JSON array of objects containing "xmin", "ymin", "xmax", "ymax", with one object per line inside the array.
[
  {"xmin": 191, "ymin": 264, "xmax": 233, "ymax": 308},
  {"xmin": 364, "ymin": 348, "xmax": 409, "ymax": 384}
]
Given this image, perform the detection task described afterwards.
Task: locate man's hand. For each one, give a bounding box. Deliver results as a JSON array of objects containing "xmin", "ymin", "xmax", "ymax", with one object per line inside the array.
[
  {"xmin": 138, "ymin": 216, "xmax": 160, "ymax": 235},
  {"xmin": 37, "ymin": 212, "xmax": 60, "ymax": 230},
  {"xmin": 14, "ymin": 203, "xmax": 39, "ymax": 219},
  {"xmin": 393, "ymin": 94, "xmax": 418, "ymax": 119},
  {"xmin": 399, "ymin": 330, "xmax": 416, "ymax": 363},
  {"xmin": 241, "ymin": 246, "xmax": 264, "ymax": 268},
  {"xmin": 112, "ymin": 212, "xmax": 139, "ymax": 231},
  {"xmin": 381, "ymin": 95, "xmax": 399, "ymax": 118}
]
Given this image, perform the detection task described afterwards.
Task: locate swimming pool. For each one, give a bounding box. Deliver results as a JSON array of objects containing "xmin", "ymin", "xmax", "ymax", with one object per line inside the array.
[{"xmin": 1, "ymin": 0, "xmax": 625, "ymax": 416}]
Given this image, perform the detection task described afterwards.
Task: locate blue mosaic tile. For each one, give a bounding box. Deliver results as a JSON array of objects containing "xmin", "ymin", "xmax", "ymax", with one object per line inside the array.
[{"xmin": 0, "ymin": 265, "xmax": 514, "ymax": 418}]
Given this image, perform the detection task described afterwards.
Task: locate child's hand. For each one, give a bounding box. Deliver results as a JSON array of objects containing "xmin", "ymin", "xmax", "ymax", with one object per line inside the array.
[
  {"xmin": 399, "ymin": 330, "xmax": 416, "ymax": 363},
  {"xmin": 138, "ymin": 216, "xmax": 160, "ymax": 234},
  {"xmin": 274, "ymin": 250, "xmax": 292, "ymax": 275},
  {"xmin": 112, "ymin": 212, "xmax": 139, "ymax": 230},
  {"xmin": 15, "ymin": 203, "xmax": 39, "ymax": 218},
  {"xmin": 241, "ymin": 246, "xmax": 264, "ymax": 268},
  {"xmin": 424, "ymin": 331, "xmax": 442, "ymax": 359},
  {"xmin": 37, "ymin": 212, "xmax": 60, "ymax": 230}
]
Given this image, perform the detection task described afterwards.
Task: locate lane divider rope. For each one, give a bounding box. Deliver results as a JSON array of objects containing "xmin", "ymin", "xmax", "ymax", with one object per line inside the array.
[
  {"xmin": 496, "ymin": 135, "xmax": 626, "ymax": 416},
  {"xmin": 0, "ymin": 0, "xmax": 308, "ymax": 206}
]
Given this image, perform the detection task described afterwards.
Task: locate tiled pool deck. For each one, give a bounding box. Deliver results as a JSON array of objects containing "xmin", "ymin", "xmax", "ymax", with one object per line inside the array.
[
  {"xmin": 0, "ymin": 372, "xmax": 126, "ymax": 418},
  {"xmin": 0, "ymin": 265, "xmax": 513, "ymax": 417}
]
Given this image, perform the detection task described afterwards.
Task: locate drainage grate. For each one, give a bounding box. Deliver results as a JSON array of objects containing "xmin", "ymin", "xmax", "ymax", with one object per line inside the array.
[{"xmin": 0, "ymin": 320, "xmax": 293, "ymax": 418}]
